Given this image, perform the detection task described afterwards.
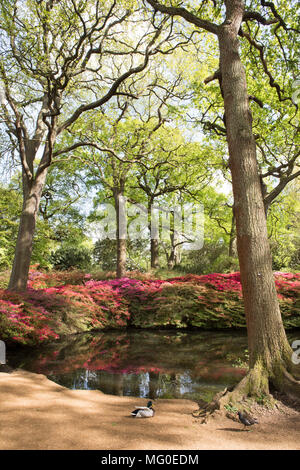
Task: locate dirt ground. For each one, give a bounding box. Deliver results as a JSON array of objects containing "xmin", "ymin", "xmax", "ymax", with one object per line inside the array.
[{"xmin": 0, "ymin": 369, "xmax": 299, "ymax": 450}]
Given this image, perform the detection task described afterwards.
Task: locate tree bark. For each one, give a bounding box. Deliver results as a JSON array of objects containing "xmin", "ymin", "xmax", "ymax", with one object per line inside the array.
[
  {"xmin": 218, "ymin": 0, "xmax": 296, "ymax": 396},
  {"xmin": 116, "ymin": 238, "xmax": 127, "ymax": 278},
  {"xmin": 167, "ymin": 252, "xmax": 175, "ymax": 270},
  {"xmin": 228, "ymin": 212, "xmax": 237, "ymax": 257},
  {"xmin": 114, "ymin": 189, "xmax": 127, "ymax": 278},
  {"xmin": 149, "ymin": 200, "xmax": 160, "ymax": 269},
  {"xmin": 150, "ymin": 238, "xmax": 160, "ymax": 269},
  {"xmin": 8, "ymin": 168, "xmax": 48, "ymax": 291},
  {"xmin": 7, "ymin": 99, "xmax": 56, "ymax": 291},
  {"xmin": 166, "ymin": 231, "xmax": 177, "ymax": 269},
  {"xmin": 145, "ymin": 0, "xmax": 300, "ymax": 403}
]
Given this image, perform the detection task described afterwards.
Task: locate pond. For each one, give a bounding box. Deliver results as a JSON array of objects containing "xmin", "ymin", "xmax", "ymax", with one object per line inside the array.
[{"xmin": 6, "ymin": 329, "xmax": 300, "ymax": 402}]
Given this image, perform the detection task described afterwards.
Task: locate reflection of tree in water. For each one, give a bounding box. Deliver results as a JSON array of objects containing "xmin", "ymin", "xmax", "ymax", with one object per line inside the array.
[{"xmin": 8, "ymin": 330, "xmax": 299, "ymax": 399}]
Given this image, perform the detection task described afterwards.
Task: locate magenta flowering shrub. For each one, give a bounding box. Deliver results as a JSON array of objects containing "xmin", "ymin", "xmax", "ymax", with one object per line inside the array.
[
  {"xmin": 0, "ymin": 282, "xmax": 130, "ymax": 346},
  {"xmin": 83, "ymin": 272, "xmax": 299, "ymax": 329},
  {"xmin": 0, "ymin": 293, "xmax": 59, "ymax": 345},
  {"xmin": 88, "ymin": 272, "xmax": 299, "ymax": 329},
  {"xmin": 27, "ymin": 267, "xmax": 119, "ymax": 289},
  {"xmin": 106, "ymin": 280, "xmax": 246, "ymax": 329},
  {"xmin": 27, "ymin": 269, "xmax": 87, "ymax": 289},
  {"xmin": 165, "ymin": 272, "xmax": 243, "ymax": 293},
  {"xmin": 0, "ymin": 270, "xmax": 299, "ymax": 346},
  {"xmin": 272, "ymin": 272, "xmax": 300, "ymax": 326}
]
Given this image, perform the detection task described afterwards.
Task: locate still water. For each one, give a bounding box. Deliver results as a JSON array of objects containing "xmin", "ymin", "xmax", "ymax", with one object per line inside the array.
[{"xmin": 7, "ymin": 329, "xmax": 299, "ymax": 402}]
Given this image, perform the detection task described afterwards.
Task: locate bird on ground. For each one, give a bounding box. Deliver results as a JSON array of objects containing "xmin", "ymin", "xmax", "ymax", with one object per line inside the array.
[
  {"xmin": 131, "ymin": 400, "xmax": 155, "ymax": 418},
  {"xmin": 237, "ymin": 411, "xmax": 259, "ymax": 430}
]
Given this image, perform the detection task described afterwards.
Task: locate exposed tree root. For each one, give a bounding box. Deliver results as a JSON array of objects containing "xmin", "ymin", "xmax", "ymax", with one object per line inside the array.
[
  {"xmin": 275, "ymin": 368, "xmax": 300, "ymax": 400},
  {"xmin": 192, "ymin": 388, "xmax": 231, "ymax": 423},
  {"xmin": 192, "ymin": 367, "xmax": 300, "ymax": 424}
]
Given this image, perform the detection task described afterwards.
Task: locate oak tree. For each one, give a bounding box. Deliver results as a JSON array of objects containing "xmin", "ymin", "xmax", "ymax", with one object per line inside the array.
[{"xmin": 144, "ymin": 0, "xmax": 300, "ymax": 400}]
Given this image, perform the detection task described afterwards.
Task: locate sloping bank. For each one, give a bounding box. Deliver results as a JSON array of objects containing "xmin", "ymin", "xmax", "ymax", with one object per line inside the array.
[{"xmin": 0, "ymin": 271, "xmax": 299, "ymax": 346}]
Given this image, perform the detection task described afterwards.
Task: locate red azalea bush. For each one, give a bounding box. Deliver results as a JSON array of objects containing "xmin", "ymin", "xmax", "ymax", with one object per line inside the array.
[
  {"xmin": 0, "ymin": 270, "xmax": 299, "ymax": 346},
  {"xmin": 92, "ymin": 277, "xmax": 245, "ymax": 329},
  {"xmin": 88, "ymin": 272, "xmax": 299, "ymax": 329},
  {"xmin": 27, "ymin": 269, "xmax": 88, "ymax": 289},
  {"xmin": 0, "ymin": 282, "xmax": 130, "ymax": 346},
  {"xmin": 0, "ymin": 294, "xmax": 59, "ymax": 345},
  {"xmin": 165, "ymin": 272, "xmax": 243, "ymax": 293}
]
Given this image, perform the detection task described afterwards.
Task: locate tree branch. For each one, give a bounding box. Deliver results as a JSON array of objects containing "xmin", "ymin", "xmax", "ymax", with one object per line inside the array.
[
  {"xmin": 243, "ymin": 11, "xmax": 279, "ymax": 25},
  {"xmin": 145, "ymin": 0, "xmax": 219, "ymax": 35},
  {"xmin": 204, "ymin": 69, "xmax": 221, "ymax": 85},
  {"xmin": 264, "ymin": 170, "xmax": 300, "ymax": 209},
  {"xmin": 57, "ymin": 25, "xmax": 165, "ymax": 134}
]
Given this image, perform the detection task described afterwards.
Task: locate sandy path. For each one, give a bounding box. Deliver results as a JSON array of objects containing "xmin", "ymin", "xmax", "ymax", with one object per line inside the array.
[{"xmin": 0, "ymin": 370, "xmax": 299, "ymax": 450}]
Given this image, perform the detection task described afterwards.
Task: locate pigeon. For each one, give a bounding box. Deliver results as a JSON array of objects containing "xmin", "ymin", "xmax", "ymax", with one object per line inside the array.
[{"xmin": 237, "ymin": 411, "xmax": 259, "ymax": 430}]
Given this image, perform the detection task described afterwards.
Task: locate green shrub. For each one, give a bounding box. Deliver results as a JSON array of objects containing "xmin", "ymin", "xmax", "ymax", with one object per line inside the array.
[{"xmin": 50, "ymin": 246, "xmax": 92, "ymax": 271}]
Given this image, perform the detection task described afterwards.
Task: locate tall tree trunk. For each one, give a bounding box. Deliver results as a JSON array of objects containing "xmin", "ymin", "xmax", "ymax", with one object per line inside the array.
[
  {"xmin": 150, "ymin": 238, "xmax": 160, "ymax": 269},
  {"xmin": 149, "ymin": 200, "xmax": 159, "ymax": 269},
  {"xmin": 167, "ymin": 231, "xmax": 176, "ymax": 269},
  {"xmin": 8, "ymin": 113, "xmax": 56, "ymax": 292},
  {"xmin": 114, "ymin": 189, "xmax": 127, "ymax": 278},
  {"xmin": 174, "ymin": 245, "xmax": 181, "ymax": 265},
  {"xmin": 8, "ymin": 169, "xmax": 48, "ymax": 291},
  {"xmin": 219, "ymin": 0, "xmax": 298, "ymax": 397},
  {"xmin": 167, "ymin": 251, "xmax": 175, "ymax": 270},
  {"xmin": 116, "ymin": 238, "xmax": 127, "ymax": 278}
]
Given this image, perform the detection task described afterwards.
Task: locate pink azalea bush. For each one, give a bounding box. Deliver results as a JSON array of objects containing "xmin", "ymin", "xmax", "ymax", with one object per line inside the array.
[
  {"xmin": 165, "ymin": 272, "xmax": 243, "ymax": 293},
  {"xmin": 0, "ymin": 281, "xmax": 130, "ymax": 346},
  {"xmin": 86, "ymin": 272, "xmax": 299, "ymax": 329},
  {"xmin": 0, "ymin": 270, "xmax": 299, "ymax": 346},
  {"xmin": 27, "ymin": 269, "xmax": 88, "ymax": 289},
  {"xmin": 0, "ymin": 295, "xmax": 59, "ymax": 345}
]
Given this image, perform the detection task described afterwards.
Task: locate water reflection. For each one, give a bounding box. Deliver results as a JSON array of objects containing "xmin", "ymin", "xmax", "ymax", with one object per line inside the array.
[{"xmin": 7, "ymin": 329, "xmax": 299, "ymax": 401}]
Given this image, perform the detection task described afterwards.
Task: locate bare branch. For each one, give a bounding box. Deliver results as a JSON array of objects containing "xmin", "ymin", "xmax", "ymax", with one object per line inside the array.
[
  {"xmin": 264, "ymin": 170, "xmax": 300, "ymax": 209},
  {"xmin": 204, "ymin": 69, "xmax": 221, "ymax": 85},
  {"xmin": 57, "ymin": 25, "xmax": 165, "ymax": 133},
  {"xmin": 239, "ymin": 28, "xmax": 292, "ymax": 103},
  {"xmin": 145, "ymin": 0, "xmax": 219, "ymax": 35},
  {"xmin": 243, "ymin": 11, "xmax": 279, "ymax": 26}
]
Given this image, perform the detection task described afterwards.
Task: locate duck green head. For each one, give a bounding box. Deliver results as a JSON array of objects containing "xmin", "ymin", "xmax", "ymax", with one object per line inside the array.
[{"xmin": 147, "ymin": 400, "xmax": 153, "ymax": 408}]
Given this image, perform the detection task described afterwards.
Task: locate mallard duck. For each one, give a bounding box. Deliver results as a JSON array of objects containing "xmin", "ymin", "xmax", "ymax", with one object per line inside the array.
[
  {"xmin": 131, "ymin": 400, "xmax": 155, "ymax": 418},
  {"xmin": 237, "ymin": 411, "xmax": 259, "ymax": 430}
]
